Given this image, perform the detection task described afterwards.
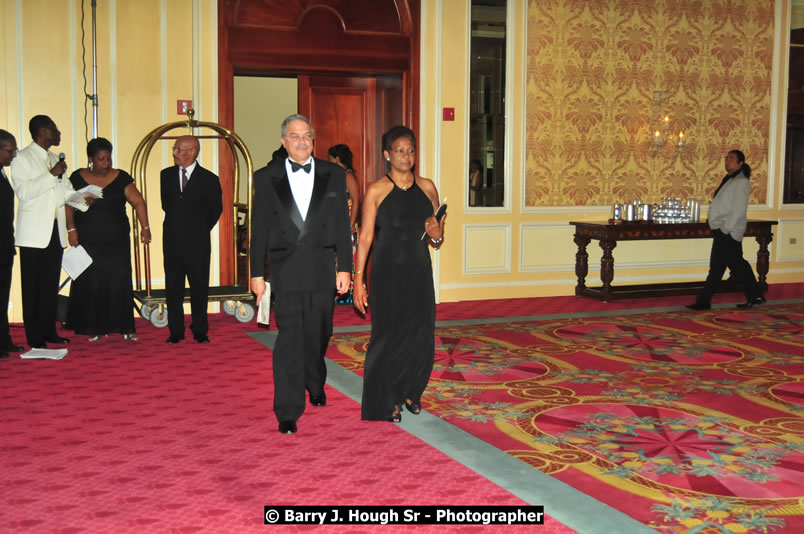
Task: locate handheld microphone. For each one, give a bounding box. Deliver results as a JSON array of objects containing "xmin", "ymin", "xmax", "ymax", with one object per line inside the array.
[{"xmin": 58, "ymin": 153, "xmax": 66, "ymax": 179}]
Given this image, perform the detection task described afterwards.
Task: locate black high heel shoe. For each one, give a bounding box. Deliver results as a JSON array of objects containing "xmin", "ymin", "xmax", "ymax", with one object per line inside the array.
[
  {"xmin": 386, "ymin": 406, "xmax": 402, "ymax": 423},
  {"xmin": 405, "ymin": 400, "xmax": 421, "ymax": 415}
]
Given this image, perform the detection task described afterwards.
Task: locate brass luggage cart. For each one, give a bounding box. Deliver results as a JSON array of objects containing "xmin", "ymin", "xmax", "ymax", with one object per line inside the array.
[{"xmin": 129, "ymin": 110, "xmax": 255, "ymax": 327}]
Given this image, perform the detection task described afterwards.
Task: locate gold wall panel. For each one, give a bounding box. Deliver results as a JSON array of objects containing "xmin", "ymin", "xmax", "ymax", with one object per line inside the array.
[{"xmin": 526, "ymin": 0, "xmax": 773, "ymax": 206}]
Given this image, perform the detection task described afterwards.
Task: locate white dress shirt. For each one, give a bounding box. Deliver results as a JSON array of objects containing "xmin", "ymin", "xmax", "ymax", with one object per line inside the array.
[{"xmin": 285, "ymin": 157, "xmax": 315, "ymax": 220}]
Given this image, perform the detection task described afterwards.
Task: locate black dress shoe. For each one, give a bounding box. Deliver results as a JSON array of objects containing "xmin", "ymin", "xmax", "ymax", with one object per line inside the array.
[
  {"xmin": 278, "ymin": 420, "xmax": 297, "ymax": 434},
  {"xmin": 166, "ymin": 335, "xmax": 184, "ymax": 344},
  {"xmin": 193, "ymin": 334, "xmax": 210, "ymax": 344},
  {"xmin": 0, "ymin": 352, "xmax": 9, "ymax": 359},
  {"xmin": 309, "ymin": 392, "xmax": 327, "ymax": 407},
  {"xmin": 5, "ymin": 343, "xmax": 24, "ymax": 352},
  {"xmin": 737, "ymin": 296, "xmax": 766, "ymax": 308},
  {"xmin": 685, "ymin": 302, "xmax": 711, "ymax": 310},
  {"xmin": 45, "ymin": 335, "xmax": 70, "ymax": 344},
  {"xmin": 30, "ymin": 342, "xmax": 47, "ymax": 349}
]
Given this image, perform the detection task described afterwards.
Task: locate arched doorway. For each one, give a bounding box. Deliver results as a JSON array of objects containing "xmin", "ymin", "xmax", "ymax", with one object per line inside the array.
[{"xmin": 217, "ymin": 0, "xmax": 420, "ymax": 283}]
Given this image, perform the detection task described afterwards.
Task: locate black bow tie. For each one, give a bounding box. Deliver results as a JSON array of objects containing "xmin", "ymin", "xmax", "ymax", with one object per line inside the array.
[{"xmin": 290, "ymin": 160, "xmax": 311, "ymax": 174}]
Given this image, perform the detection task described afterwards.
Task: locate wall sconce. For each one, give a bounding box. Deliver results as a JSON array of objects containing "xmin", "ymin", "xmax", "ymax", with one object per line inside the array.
[{"xmin": 649, "ymin": 91, "xmax": 685, "ymax": 158}]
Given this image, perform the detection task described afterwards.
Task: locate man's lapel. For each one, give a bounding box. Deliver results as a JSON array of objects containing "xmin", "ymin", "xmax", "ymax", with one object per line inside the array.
[
  {"xmin": 173, "ymin": 165, "xmax": 183, "ymax": 196},
  {"xmin": 186, "ymin": 164, "xmax": 203, "ymax": 191},
  {"xmin": 301, "ymin": 162, "xmax": 328, "ymax": 239},
  {"xmin": 1, "ymin": 169, "xmax": 12, "ymax": 200},
  {"xmin": 272, "ymin": 169, "xmax": 305, "ymax": 234}
]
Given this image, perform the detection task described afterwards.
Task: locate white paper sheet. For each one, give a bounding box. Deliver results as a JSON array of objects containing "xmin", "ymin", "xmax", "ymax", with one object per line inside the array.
[
  {"xmin": 257, "ymin": 283, "xmax": 271, "ymax": 325},
  {"xmin": 62, "ymin": 245, "xmax": 93, "ymax": 280},
  {"xmin": 66, "ymin": 184, "xmax": 103, "ymax": 209},
  {"xmin": 20, "ymin": 348, "xmax": 68, "ymax": 359}
]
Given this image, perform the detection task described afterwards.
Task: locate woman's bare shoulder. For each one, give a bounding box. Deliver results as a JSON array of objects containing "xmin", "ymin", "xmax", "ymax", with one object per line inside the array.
[
  {"xmin": 416, "ymin": 176, "xmax": 435, "ymax": 189},
  {"xmin": 365, "ymin": 177, "xmax": 393, "ymax": 200},
  {"xmin": 416, "ymin": 176, "xmax": 439, "ymax": 202},
  {"xmin": 369, "ymin": 176, "xmax": 395, "ymax": 192}
]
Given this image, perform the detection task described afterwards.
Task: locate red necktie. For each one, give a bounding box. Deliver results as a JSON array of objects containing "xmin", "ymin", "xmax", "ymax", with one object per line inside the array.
[{"xmin": 181, "ymin": 168, "xmax": 188, "ymax": 191}]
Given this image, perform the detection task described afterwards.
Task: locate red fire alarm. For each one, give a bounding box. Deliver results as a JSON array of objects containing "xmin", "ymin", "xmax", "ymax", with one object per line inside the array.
[
  {"xmin": 177, "ymin": 100, "xmax": 193, "ymax": 115},
  {"xmin": 442, "ymin": 107, "xmax": 455, "ymax": 121}
]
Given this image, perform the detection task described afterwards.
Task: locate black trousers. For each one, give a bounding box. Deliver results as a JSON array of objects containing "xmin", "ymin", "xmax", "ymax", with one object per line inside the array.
[
  {"xmin": 163, "ymin": 243, "xmax": 211, "ymax": 338},
  {"xmin": 0, "ymin": 253, "xmax": 13, "ymax": 349},
  {"xmin": 697, "ymin": 229, "xmax": 762, "ymax": 305},
  {"xmin": 19, "ymin": 221, "xmax": 63, "ymax": 346},
  {"xmin": 271, "ymin": 289, "xmax": 334, "ymax": 422}
]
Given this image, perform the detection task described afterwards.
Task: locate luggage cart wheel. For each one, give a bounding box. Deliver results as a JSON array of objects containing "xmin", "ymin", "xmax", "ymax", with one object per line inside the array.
[
  {"xmin": 139, "ymin": 303, "xmax": 156, "ymax": 321},
  {"xmin": 222, "ymin": 300, "xmax": 236, "ymax": 316},
  {"xmin": 150, "ymin": 305, "xmax": 169, "ymax": 328},
  {"xmin": 235, "ymin": 301, "xmax": 255, "ymax": 323}
]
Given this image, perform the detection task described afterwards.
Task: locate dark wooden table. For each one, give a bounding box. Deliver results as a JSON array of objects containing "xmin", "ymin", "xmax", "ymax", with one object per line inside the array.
[{"xmin": 569, "ymin": 220, "xmax": 778, "ymax": 301}]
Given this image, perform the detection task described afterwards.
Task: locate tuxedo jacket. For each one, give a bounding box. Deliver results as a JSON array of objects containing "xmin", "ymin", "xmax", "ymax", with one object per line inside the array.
[
  {"xmin": 160, "ymin": 164, "xmax": 223, "ymax": 252},
  {"xmin": 250, "ymin": 158, "xmax": 352, "ymax": 293},
  {"xmin": 10, "ymin": 142, "xmax": 80, "ymax": 249},
  {"xmin": 1, "ymin": 169, "xmax": 15, "ymax": 261}
]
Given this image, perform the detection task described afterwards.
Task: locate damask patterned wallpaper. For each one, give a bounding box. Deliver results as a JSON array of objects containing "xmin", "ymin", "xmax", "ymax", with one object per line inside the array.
[{"xmin": 526, "ymin": 0, "xmax": 773, "ymax": 206}]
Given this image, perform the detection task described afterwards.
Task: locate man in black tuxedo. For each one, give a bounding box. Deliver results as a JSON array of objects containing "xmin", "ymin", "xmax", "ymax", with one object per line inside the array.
[
  {"xmin": 161, "ymin": 135, "xmax": 223, "ymax": 344},
  {"xmin": 250, "ymin": 114, "xmax": 352, "ymax": 434},
  {"xmin": 0, "ymin": 129, "xmax": 24, "ymax": 359}
]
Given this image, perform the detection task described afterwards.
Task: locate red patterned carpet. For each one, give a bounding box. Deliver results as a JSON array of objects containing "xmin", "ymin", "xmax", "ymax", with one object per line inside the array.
[
  {"xmin": 327, "ymin": 289, "xmax": 804, "ymax": 533},
  {"xmin": 0, "ymin": 315, "xmax": 572, "ymax": 534},
  {"xmin": 329, "ymin": 282, "xmax": 804, "ymax": 327}
]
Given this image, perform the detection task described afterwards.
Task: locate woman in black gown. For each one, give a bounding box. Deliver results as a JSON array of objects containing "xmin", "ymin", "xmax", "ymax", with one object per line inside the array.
[
  {"xmin": 327, "ymin": 144, "xmax": 361, "ymax": 232},
  {"xmin": 328, "ymin": 144, "xmax": 361, "ymax": 304},
  {"xmin": 353, "ymin": 126, "xmax": 446, "ymax": 422},
  {"xmin": 65, "ymin": 138, "xmax": 151, "ymax": 341}
]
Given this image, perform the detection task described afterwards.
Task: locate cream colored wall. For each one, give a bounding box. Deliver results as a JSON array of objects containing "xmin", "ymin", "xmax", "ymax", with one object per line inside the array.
[
  {"xmin": 420, "ymin": 0, "xmax": 804, "ymax": 303},
  {"xmin": 1, "ymin": 0, "xmax": 219, "ymax": 323},
  {"xmin": 2, "ymin": 0, "xmax": 801, "ymax": 324},
  {"xmin": 233, "ymin": 76, "xmax": 298, "ymax": 201}
]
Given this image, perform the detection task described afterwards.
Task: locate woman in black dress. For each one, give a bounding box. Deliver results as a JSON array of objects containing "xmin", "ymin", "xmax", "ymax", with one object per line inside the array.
[
  {"xmin": 328, "ymin": 144, "xmax": 361, "ymax": 304},
  {"xmin": 327, "ymin": 144, "xmax": 361, "ymax": 232},
  {"xmin": 65, "ymin": 138, "xmax": 151, "ymax": 341},
  {"xmin": 353, "ymin": 126, "xmax": 445, "ymax": 422}
]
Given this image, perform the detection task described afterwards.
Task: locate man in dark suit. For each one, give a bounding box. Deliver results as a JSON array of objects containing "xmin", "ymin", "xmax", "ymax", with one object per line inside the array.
[
  {"xmin": 161, "ymin": 135, "xmax": 223, "ymax": 344},
  {"xmin": 0, "ymin": 129, "xmax": 24, "ymax": 359},
  {"xmin": 250, "ymin": 114, "xmax": 352, "ymax": 434}
]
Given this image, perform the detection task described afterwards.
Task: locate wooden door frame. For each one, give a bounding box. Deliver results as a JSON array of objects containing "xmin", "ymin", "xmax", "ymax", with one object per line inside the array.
[{"xmin": 217, "ymin": 0, "xmax": 420, "ymax": 284}]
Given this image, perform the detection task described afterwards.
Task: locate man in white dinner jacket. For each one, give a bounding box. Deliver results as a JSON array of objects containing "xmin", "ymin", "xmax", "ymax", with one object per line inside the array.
[{"xmin": 10, "ymin": 115, "xmax": 89, "ymax": 349}]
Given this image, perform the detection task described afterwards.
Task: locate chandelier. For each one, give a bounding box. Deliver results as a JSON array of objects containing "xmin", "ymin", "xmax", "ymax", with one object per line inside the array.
[{"xmin": 649, "ymin": 91, "xmax": 685, "ymax": 158}]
